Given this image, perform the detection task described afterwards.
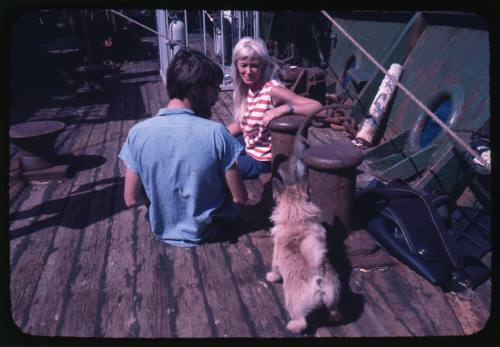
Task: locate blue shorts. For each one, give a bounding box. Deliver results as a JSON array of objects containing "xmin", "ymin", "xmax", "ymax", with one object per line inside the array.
[{"xmin": 235, "ymin": 135, "xmax": 271, "ymax": 179}]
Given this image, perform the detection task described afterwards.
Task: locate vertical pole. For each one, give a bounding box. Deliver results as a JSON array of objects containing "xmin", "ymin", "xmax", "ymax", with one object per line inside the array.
[
  {"xmin": 202, "ymin": 10, "xmax": 207, "ymax": 54},
  {"xmin": 165, "ymin": 10, "xmax": 171, "ymax": 64},
  {"xmin": 237, "ymin": 11, "xmax": 241, "ymax": 42},
  {"xmin": 184, "ymin": 10, "xmax": 189, "ymax": 48},
  {"xmin": 220, "ymin": 10, "xmax": 225, "ymax": 68},
  {"xmin": 254, "ymin": 11, "xmax": 260, "ymax": 38}
]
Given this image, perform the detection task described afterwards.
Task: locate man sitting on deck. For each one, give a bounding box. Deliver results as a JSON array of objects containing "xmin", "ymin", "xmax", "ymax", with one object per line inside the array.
[{"xmin": 119, "ymin": 49, "xmax": 248, "ymax": 247}]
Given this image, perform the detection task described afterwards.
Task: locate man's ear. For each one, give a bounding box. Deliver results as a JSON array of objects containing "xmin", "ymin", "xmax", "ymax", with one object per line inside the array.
[{"xmin": 189, "ymin": 85, "xmax": 200, "ymax": 98}]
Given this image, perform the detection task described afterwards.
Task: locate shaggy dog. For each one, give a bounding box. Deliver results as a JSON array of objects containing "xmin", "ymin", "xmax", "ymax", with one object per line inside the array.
[{"xmin": 266, "ymin": 175, "xmax": 341, "ymax": 333}]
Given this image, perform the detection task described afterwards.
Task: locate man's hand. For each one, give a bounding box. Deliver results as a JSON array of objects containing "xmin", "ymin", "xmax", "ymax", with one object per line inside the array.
[
  {"xmin": 123, "ymin": 168, "xmax": 149, "ymax": 208},
  {"xmin": 224, "ymin": 163, "xmax": 248, "ymax": 206}
]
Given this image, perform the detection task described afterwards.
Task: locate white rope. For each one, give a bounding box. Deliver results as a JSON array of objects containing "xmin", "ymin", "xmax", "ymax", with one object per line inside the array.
[
  {"xmin": 109, "ymin": 9, "xmax": 185, "ymax": 48},
  {"xmin": 321, "ymin": 10, "xmax": 490, "ymax": 171}
]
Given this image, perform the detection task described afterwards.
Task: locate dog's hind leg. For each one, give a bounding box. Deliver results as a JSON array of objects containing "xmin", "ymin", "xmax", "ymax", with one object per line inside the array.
[
  {"xmin": 287, "ymin": 316, "xmax": 307, "ymax": 333},
  {"xmin": 266, "ymin": 241, "xmax": 282, "ymax": 282},
  {"xmin": 285, "ymin": 298, "xmax": 309, "ymax": 333}
]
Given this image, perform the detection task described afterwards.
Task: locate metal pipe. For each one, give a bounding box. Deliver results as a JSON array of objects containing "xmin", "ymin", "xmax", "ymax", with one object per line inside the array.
[
  {"xmin": 165, "ymin": 10, "xmax": 171, "ymax": 64},
  {"xmin": 220, "ymin": 10, "xmax": 225, "ymax": 68},
  {"xmin": 184, "ymin": 10, "xmax": 189, "ymax": 48},
  {"xmin": 254, "ymin": 11, "xmax": 260, "ymax": 38},
  {"xmin": 202, "ymin": 10, "xmax": 206, "ymax": 54},
  {"xmin": 237, "ymin": 11, "xmax": 241, "ymax": 42}
]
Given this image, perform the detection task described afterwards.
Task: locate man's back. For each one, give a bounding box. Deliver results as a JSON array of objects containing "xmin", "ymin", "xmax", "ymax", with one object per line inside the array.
[{"xmin": 119, "ymin": 107, "xmax": 243, "ymax": 246}]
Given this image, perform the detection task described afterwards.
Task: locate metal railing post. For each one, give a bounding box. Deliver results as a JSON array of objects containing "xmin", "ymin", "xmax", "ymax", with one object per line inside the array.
[
  {"xmin": 165, "ymin": 10, "xmax": 171, "ymax": 64},
  {"xmin": 202, "ymin": 10, "xmax": 207, "ymax": 54},
  {"xmin": 254, "ymin": 11, "xmax": 260, "ymax": 38},
  {"xmin": 184, "ymin": 10, "xmax": 189, "ymax": 48},
  {"xmin": 220, "ymin": 10, "xmax": 225, "ymax": 68}
]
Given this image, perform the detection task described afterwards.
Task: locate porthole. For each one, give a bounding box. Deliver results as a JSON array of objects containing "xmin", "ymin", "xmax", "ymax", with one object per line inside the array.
[
  {"xmin": 420, "ymin": 97, "xmax": 452, "ymax": 148},
  {"xmin": 407, "ymin": 85, "xmax": 464, "ymax": 153},
  {"xmin": 341, "ymin": 55, "xmax": 356, "ymax": 89}
]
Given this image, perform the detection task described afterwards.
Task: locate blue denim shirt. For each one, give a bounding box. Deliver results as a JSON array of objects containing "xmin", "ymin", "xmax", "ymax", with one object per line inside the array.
[{"xmin": 119, "ymin": 108, "xmax": 243, "ymax": 247}]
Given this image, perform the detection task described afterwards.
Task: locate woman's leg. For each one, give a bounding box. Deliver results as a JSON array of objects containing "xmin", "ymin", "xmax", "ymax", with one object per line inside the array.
[{"xmin": 234, "ymin": 134, "xmax": 271, "ymax": 179}]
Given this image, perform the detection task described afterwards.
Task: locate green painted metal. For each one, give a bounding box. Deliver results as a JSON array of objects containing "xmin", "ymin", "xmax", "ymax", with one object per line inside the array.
[
  {"xmin": 326, "ymin": 11, "xmax": 412, "ymax": 106},
  {"xmin": 328, "ymin": 11, "xmax": 489, "ymax": 208},
  {"xmin": 367, "ymin": 152, "xmax": 407, "ymax": 173},
  {"xmin": 378, "ymin": 145, "xmax": 437, "ymax": 182},
  {"xmin": 363, "ymin": 129, "xmax": 410, "ymax": 162},
  {"xmin": 352, "ymin": 12, "xmax": 427, "ymax": 123}
]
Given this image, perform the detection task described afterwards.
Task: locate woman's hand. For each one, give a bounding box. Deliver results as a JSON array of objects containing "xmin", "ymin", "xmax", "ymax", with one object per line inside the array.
[{"xmin": 262, "ymin": 106, "xmax": 288, "ymax": 127}]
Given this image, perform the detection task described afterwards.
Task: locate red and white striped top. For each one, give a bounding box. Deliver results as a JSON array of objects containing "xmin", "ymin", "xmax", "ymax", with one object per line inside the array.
[{"xmin": 240, "ymin": 80, "xmax": 282, "ymax": 161}]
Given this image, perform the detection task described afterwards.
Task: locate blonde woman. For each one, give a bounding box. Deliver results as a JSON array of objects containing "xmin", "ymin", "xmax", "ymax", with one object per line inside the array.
[{"xmin": 227, "ymin": 37, "xmax": 323, "ymax": 179}]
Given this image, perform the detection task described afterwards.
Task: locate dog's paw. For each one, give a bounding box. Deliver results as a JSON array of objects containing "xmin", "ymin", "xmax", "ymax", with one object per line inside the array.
[
  {"xmin": 266, "ymin": 272, "xmax": 282, "ymax": 283},
  {"xmin": 286, "ymin": 318, "xmax": 307, "ymax": 333}
]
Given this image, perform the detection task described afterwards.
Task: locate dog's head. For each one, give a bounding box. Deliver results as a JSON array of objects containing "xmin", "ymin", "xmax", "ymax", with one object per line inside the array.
[{"xmin": 273, "ymin": 166, "xmax": 311, "ymax": 205}]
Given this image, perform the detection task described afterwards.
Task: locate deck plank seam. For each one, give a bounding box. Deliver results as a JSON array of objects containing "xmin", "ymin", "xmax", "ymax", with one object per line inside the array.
[
  {"xmin": 189, "ymin": 247, "xmax": 218, "ymax": 337},
  {"xmin": 218, "ymin": 243, "xmax": 259, "ymax": 337},
  {"xmin": 54, "ymin": 113, "xmax": 116, "ymax": 336},
  {"xmin": 240, "ymin": 235, "xmax": 291, "ymax": 329}
]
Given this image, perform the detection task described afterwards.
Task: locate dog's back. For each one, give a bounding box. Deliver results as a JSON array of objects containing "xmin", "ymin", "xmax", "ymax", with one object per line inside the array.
[{"xmin": 269, "ymin": 182, "xmax": 341, "ymax": 332}]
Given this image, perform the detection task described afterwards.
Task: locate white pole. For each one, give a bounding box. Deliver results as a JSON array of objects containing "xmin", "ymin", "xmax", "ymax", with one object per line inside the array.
[
  {"xmin": 355, "ymin": 63, "xmax": 403, "ymax": 146},
  {"xmin": 184, "ymin": 10, "xmax": 189, "ymax": 48},
  {"xmin": 202, "ymin": 10, "xmax": 207, "ymax": 54},
  {"xmin": 165, "ymin": 10, "xmax": 171, "ymax": 64},
  {"xmin": 254, "ymin": 11, "xmax": 260, "ymax": 38},
  {"xmin": 237, "ymin": 11, "xmax": 241, "ymax": 42},
  {"xmin": 220, "ymin": 10, "xmax": 225, "ymax": 68}
]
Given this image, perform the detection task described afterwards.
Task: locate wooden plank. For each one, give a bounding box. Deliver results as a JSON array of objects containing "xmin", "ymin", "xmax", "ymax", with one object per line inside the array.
[
  {"xmin": 57, "ymin": 107, "xmax": 131, "ymax": 335},
  {"xmin": 94, "ymin": 60, "xmax": 155, "ymax": 337},
  {"xmin": 444, "ymin": 280, "xmax": 491, "ymax": 335},
  {"xmin": 20, "ymin": 118, "xmax": 114, "ymax": 336},
  {"xmin": 191, "ymin": 243, "xmax": 253, "ymax": 337},
  {"xmin": 162, "ymin": 245, "xmax": 214, "ymax": 337},
  {"xmin": 352, "ymin": 263, "xmax": 465, "ymax": 336},
  {"xmin": 9, "ymin": 111, "xmax": 107, "ymax": 335},
  {"xmin": 222, "ymin": 234, "xmax": 293, "ymax": 337}
]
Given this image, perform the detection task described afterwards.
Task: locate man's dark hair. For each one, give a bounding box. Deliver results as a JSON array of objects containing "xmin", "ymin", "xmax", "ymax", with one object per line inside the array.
[{"xmin": 166, "ymin": 49, "xmax": 223, "ymax": 100}]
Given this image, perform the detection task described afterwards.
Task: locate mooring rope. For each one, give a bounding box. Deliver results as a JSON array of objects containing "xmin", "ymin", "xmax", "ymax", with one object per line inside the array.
[
  {"xmin": 320, "ymin": 10, "xmax": 490, "ymax": 171},
  {"xmin": 109, "ymin": 9, "xmax": 186, "ymax": 48}
]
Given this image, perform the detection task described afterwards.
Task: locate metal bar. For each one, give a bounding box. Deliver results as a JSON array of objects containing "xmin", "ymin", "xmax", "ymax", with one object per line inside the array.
[
  {"xmin": 184, "ymin": 10, "xmax": 189, "ymax": 48},
  {"xmin": 237, "ymin": 11, "xmax": 241, "ymax": 41},
  {"xmin": 220, "ymin": 10, "xmax": 225, "ymax": 68},
  {"xmin": 165, "ymin": 10, "xmax": 171, "ymax": 64},
  {"xmin": 202, "ymin": 10, "xmax": 206, "ymax": 54},
  {"xmin": 254, "ymin": 11, "xmax": 260, "ymax": 38}
]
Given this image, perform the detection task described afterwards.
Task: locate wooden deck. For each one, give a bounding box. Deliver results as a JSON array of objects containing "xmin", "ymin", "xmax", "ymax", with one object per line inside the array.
[{"xmin": 8, "ymin": 36, "xmax": 491, "ymax": 338}]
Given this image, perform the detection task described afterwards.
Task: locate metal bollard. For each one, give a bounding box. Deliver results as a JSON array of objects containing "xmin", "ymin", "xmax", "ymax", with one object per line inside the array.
[
  {"xmin": 303, "ymin": 142, "xmax": 364, "ymax": 235},
  {"xmin": 268, "ymin": 114, "xmax": 307, "ymax": 175},
  {"xmin": 10, "ymin": 121, "xmax": 66, "ymax": 171}
]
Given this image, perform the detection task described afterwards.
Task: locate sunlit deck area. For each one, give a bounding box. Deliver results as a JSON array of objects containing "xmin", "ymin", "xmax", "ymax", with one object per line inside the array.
[{"xmin": 8, "ymin": 34, "xmax": 491, "ymax": 338}]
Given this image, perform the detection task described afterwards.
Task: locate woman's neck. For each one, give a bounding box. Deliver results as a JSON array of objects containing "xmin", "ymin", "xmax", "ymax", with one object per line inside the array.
[{"xmin": 249, "ymin": 78, "xmax": 266, "ymax": 93}]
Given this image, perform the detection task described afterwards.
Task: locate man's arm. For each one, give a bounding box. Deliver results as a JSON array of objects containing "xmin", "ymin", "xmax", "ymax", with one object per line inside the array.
[
  {"xmin": 123, "ymin": 168, "xmax": 149, "ymax": 208},
  {"xmin": 224, "ymin": 162, "xmax": 248, "ymax": 206}
]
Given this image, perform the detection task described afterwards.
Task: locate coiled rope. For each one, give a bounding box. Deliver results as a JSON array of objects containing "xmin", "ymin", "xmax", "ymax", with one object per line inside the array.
[{"xmin": 320, "ymin": 10, "xmax": 490, "ymax": 171}]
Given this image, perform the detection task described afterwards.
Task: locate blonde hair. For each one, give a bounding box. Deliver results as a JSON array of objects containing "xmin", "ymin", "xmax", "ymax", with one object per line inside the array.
[{"xmin": 231, "ymin": 37, "xmax": 280, "ymax": 121}]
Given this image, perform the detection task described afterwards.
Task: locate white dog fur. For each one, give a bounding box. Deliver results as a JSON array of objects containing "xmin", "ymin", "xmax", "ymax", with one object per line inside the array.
[{"xmin": 266, "ymin": 178, "xmax": 341, "ymax": 333}]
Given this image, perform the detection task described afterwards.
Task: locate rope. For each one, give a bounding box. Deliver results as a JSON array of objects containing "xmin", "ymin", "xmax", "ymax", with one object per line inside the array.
[
  {"xmin": 320, "ymin": 10, "xmax": 490, "ymax": 171},
  {"xmin": 109, "ymin": 9, "xmax": 186, "ymax": 48}
]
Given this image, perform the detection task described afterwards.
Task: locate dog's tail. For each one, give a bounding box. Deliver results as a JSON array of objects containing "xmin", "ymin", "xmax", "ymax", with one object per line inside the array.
[{"xmin": 300, "ymin": 234, "xmax": 326, "ymax": 268}]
